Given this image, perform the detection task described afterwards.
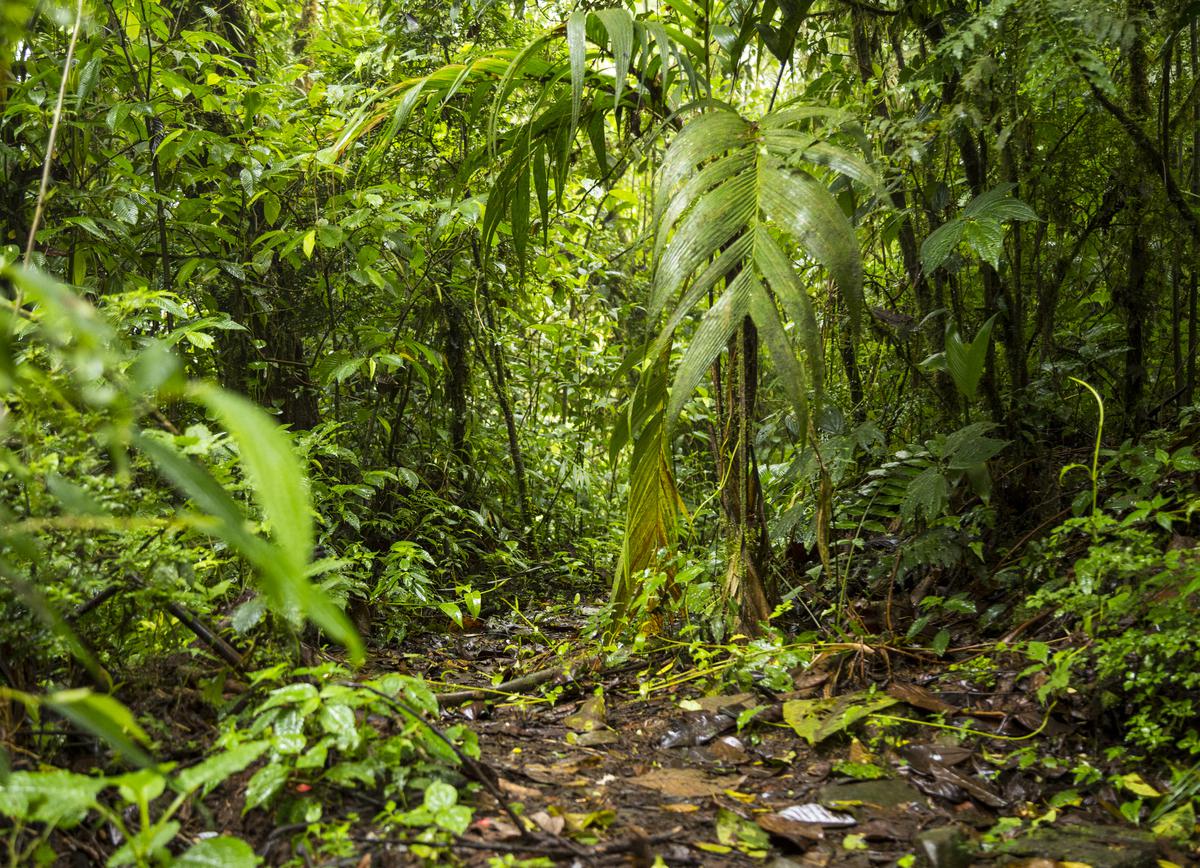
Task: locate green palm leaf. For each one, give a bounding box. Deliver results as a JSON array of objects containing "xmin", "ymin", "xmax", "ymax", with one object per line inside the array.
[{"xmin": 650, "ymin": 105, "xmax": 871, "ymax": 433}]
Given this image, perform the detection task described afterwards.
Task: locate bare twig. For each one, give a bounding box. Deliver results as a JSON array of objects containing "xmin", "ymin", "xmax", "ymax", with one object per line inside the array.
[{"xmin": 22, "ymin": 0, "xmax": 85, "ymax": 276}]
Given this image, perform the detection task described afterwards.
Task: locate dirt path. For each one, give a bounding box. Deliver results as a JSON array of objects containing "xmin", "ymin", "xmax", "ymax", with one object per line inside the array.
[{"xmin": 389, "ymin": 607, "xmax": 1192, "ymax": 867}]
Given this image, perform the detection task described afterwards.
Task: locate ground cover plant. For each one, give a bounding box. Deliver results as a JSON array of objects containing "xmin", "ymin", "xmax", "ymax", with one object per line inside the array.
[{"xmin": 2, "ymin": 0, "xmax": 1200, "ymax": 864}]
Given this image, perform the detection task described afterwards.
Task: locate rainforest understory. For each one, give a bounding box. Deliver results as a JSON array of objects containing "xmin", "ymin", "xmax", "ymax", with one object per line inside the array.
[{"xmin": 2, "ymin": 0, "xmax": 1200, "ymax": 865}]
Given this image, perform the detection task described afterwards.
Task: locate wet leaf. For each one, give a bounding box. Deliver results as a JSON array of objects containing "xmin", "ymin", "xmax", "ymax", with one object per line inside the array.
[
  {"xmin": 832, "ymin": 760, "xmax": 888, "ymax": 780},
  {"xmin": 716, "ymin": 807, "xmax": 770, "ymax": 850},
  {"xmin": 564, "ymin": 695, "xmax": 607, "ymax": 732},
  {"xmin": 776, "ymin": 803, "xmax": 856, "ymax": 827},
  {"xmin": 1151, "ymin": 802, "xmax": 1195, "ymax": 840},
  {"xmin": 887, "ymin": 682, "xmax": 959, "ymax": 715},
  {"xmin": 783, "ymin": 691, "xmax": 898, "ymax": 745},
  {"xmin": 244, "ymin": 764, "xmax": 288, "ymax": 812},
  {"xmin": 175, "ymin": 836, "xmax": 259, "ymax": 868},
  {"xmin": 629, "ymin": 767, "xmax": 741, "ymax": 798},
  {"xmin": 660, "ymin": 710, "xmax": 737, "ymax": 747},
  {"xmin": 1118, "ymin": 773, "xmax": 1161, "ymax": 798},
  {"xmin": 756, "ymin": 812, "xmax": 824, "ymax": 848}
]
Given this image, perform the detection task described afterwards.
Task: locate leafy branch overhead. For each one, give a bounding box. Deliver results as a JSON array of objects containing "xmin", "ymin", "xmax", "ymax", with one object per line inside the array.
[{"xmin": 920, "ymin": 184, "xmax": 1038, "ymax": 273}]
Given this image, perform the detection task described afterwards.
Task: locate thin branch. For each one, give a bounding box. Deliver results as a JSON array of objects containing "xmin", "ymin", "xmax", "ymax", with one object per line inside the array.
[
  {"xmin": 1087, "ymin": 80, "xmax": 1200, "ymax": 234},
  {"xmin": 22, "ymin": 0, "xmax": 85, "ymax": 274}
]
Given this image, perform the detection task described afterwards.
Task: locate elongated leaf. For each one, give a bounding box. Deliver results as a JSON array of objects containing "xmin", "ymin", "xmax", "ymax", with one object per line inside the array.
[
  {"xmin": 758, "ymin": 166, "xmax": 862, "ymax": 328},
  {"xmin": 44, "ymin": 689, "xmax": 154, "ymax": 768},
  {"xmin": 567, "ymin": 9, "xmax": 587, "ymax": 132},
  {"xmin": 512, "ymin": 155, "xmax": 531, "ymax": 267},
  {"xmin": 659, "ymin": 110, "xmax": 750, "ymax": 200},
  {"xmin": 945, "ymin": 314, "xmax": 997, "ymax": 401},
  {"xmin": 177, "ymin": 741, "xmax": 270, "ymax": 795},
  {"xmin": 189, "ymin": 384, "xmax": 312, "ymax": 578},
  {"xmin": 594, "ymin": 8, "xmax": 633, "ymax": 111},
  {"xmin": 654, "ymin": 147, "xmax": 755, "ymax": 256},
  {"xmin": 748, "ymin": 279, "xmax": 809, "ymax": 429},
  {"xmin": 651, "ymin": 234, "xmax": 752, "ymax": 352},
  {"xmin": 667, "ymin": 269, "xmax": 754, "ymax": 429},
  {"xmin": 488, "ymin": 36, "xmax": 553, "ymax": 152},
  {"xmin": 753, "ymin": 226, "xmax": 823, "ymax": 399},
  {"xmin": 654, "ymin": 170, "xmax": 756, "ymax": 310}
]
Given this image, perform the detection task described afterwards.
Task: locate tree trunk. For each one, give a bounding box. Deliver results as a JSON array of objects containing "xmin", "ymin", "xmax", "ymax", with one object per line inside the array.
[{"xmin": 720, "ymin": 318, "xmax": 773, "ymax": 631}]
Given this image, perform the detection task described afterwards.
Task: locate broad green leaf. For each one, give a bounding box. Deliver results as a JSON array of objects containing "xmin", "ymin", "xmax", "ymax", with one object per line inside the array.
[
  {"xmin": 920, "ymin": 220, "xmax": 965, "ymax": 274},
  {"xmin": 244, "ymin": 763, "xmax": 289, "ymax": 812},
  {"xmin": 0, "ymin": 770, "xmax": 106, "ymax": 827},
  {"xmin": 962, "ymin": 219, "xmax": 1005, "ymax": 268},
  {"xmin": 901, "ymin": 466, "xmax": 950, "ymax": 524},
  {"xmin": 425, "ymin": 780, "xmax": 458, "ymax": 813},
  {"xmin": 782, "ymin": 691, "xmax": 897, "ymax": 745},
  {"xmin": 945, "ymin": 314, "xmax": 997, "ymax": 401},
  {"xmin": 318, "ymin": 703, "xmax": 360, "ymax": 750},
  {"xmin": 177, "ymin": 741, "xmax": 270, "ymax": 795},
  {"xmin": 175, "ymin": 836, "xmax": 260, "ymax": 868},
  {"xmin": 112, "ymin": 767, "xmax": 167, "ymax": 806},
  {"xmin": 45, "ymin": 689, "xmax": 153, "ymax": 768}
]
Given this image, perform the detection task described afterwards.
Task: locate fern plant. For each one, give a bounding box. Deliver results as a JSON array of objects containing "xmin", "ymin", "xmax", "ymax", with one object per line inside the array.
[{"xmin": 614, "ymin": 105, "xmax": 876, "ymax": 627}]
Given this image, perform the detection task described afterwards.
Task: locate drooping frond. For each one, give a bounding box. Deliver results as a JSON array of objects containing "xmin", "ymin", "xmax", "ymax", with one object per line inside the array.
[{"xmin": 613, "ymin": 105, "xmax": 875, "ymax": 588}]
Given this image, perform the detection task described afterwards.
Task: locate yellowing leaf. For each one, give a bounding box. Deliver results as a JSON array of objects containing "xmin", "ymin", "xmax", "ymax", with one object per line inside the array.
[
  {"xmin": 783, "ymin": 691, "xmax": 898, "ymax": 745},
  {"xmin": 302, "ymin": 229, "xmax": 316, "ymax": 259},
  {"xmin": 696, "ymin": 843, "xmax": 732, "ymax": 854},
  {"xmin": 723, "ymin": 789, "xmax": 757, "ymax": 803},
  {"xmin": 1118, "ymin": 773, "xmax": 1161, "ymax": 798}
]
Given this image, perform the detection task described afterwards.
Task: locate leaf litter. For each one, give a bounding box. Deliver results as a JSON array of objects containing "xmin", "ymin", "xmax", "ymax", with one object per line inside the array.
[{"xmin": 371, "ymin": 600, "xmax": 1200, "ymax": 866}]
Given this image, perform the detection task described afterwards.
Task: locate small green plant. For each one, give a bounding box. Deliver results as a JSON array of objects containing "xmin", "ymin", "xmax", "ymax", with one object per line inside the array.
[{"xmin": 226, "ymin": 664, "xmax": 478, "ymax": 822}]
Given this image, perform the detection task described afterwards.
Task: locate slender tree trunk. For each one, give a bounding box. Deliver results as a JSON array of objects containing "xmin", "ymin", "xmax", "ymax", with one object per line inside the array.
[
  {"xmin": 1119, "ymin": 0, "xmax": 1153, "ymax": 431},
  {"xmin": 1189, "ymin": 23, "xmax": 1199, "ymax": 405},
  {"xmin": 480, "ymin": 288, "xmax": 532, "ymax": 536},
  {"xmin": 445, "ymin": 297, "xmax": 470, "ymax": 466},
  {"xmin": 721, "ymin": 318, "xmax": 772, "ymax": 631}
]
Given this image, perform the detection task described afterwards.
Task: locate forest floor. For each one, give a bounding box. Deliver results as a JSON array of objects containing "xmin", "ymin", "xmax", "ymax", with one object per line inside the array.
[
  {"xmin": 75, "ymin": 595, "xmax": 1198, "ymax": 868},
  {"xmin": 338, "ymin": 599, "xmax": 1197, "ymax": 868}
]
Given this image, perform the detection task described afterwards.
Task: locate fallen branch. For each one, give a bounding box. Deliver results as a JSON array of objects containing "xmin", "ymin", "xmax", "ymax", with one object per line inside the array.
[{"xmin": 435, "ymin": 656, "xmax": 600, "ymax": 705}]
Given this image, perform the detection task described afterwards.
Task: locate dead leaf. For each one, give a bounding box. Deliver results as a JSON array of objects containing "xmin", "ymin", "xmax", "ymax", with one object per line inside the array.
[
  {"xmin": 661, "ymin": 803, "xmax": 701, "ymax": 813},
  {"xmin": 571, "ymin": 727, "xmax": 620, "ymax": 747},
  {"xmin": 528, "ymin": 811, "xmax": 565, "ymax": 835},
  {"xmin": 928, "ymin": 763, "xmax": 1006, "ymax": 808},
  {"xmin": 887, "ymin": 681, "xmax": 959, "ymax": 715},
  {"xmin": 709, "ymin": 735, "xmax": 749, "ymax": 764},
  {"xmin": 691, "ymin": 692, "xmax": 757, "ymax": 712},
  {"xmin": 499, "ymin": 778, "xmax": 542, "ymax": 800},
  {"xmin": 564, "ymin": 695, "xmax": 607, "ymax": 732},
  {"xmin": 848, "ymin": 739, "xmax": 874, "ymax": 764},
  {"xmin": 629, "ymin": 767, "xmax": 741, "ymax": 798},
  {"xmin": 756, "ymin": 813, "xmax": 824, "ymax": 849},
  {"xmin": 899, "ymin": 743, "xmax": 974, "ymax": 774}
]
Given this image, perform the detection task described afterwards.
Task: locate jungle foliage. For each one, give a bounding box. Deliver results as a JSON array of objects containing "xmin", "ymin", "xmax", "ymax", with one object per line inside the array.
[{"xmin": 2, "ymin": 0, "xmax": 1200, "ymax": 862}]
